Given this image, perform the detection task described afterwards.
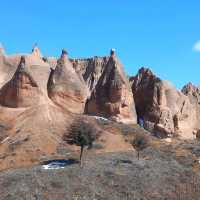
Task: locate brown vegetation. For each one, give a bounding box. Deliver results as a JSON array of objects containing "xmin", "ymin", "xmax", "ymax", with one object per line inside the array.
[{"xmin": 63, "ymin": 119, "xmax": 100, "ymax": 167}]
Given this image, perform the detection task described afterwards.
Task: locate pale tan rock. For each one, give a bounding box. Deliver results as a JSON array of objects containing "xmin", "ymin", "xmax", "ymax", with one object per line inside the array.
[
  {"xmin": 31, "ymin": 43, "xmax": 42, "ymax": 58},
  {"xmin": 0, "ymin": 51, "xmax": 51, "ymax": 95},
  {"xmin": 0, "ymin": 43, "xmax": 5, "ymax": 55},
  {"xmin": 0, "ymin": 56, "xmax": 45, "ymax": 108},
  {"xmin": 47, "ymin": 49, "xmax": 88, "ymax": 114},
  {"xmin": 130, "ymin": 67, "xmax": 196, "ymax": 138},
  {"xmin": 0, "ymin": 47, "xmax": 140, "ymax": 171},
  {"xmin": 182, "ymin": 83, "xmax": 200, "ymax": 133},
  {"xmin": 85, "ymin": 49, "xmax": 137, "ymax": 123},
  {"xmin": 72, "ymin": 56, "xmax": 109, "ymax": 93}
]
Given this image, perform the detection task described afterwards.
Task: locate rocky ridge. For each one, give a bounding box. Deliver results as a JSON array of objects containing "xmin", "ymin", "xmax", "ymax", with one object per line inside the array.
[
  {"xmin": 0, "ymin": 45, "xmax": 199, "ymax": 170},
  {"xmin": 84, "ymin": 49, "xmax": 137, "ymax": 123},
  {"xmin": 0, "ymin": 46, "xmax": 199, "ymax": 137},
  {"xmin": 130, "ymin": 67, "xmax": 199, "ymax": 138}
]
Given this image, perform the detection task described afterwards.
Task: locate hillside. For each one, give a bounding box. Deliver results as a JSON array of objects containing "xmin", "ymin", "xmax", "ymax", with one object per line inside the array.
[
  {"xmin": 1, "ymin": 139, "xmax": 200, "ymax": 200},
  {"xmin": 0, "ymin": 45, "xmax": 200, "ymax": 199}
]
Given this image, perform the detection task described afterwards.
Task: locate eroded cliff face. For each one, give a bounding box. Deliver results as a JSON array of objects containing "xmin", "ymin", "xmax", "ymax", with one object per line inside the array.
[
  {"xmin": 0, "ymin": 56, "xmax": 46, "ymax": 108},
  {"xmin": 84, "ymin": 49, "xmax": 137, "ymax": 123},
  {"xmin": 0, "ymin": 46, "xmax": 139, "ymax": 170},
  {"xmin": 0, "ymin": 46, "xmax": 137, "ymax": 123},
  {"xmin": 72, "ymin": 56, "xmax": 109, "ymax": 92},
  {"xmin": 182, "ymin": 83, "xmax": 200, "ymax": 130},
  {"xmin": 0, "ymin": 45, "xmax": 199, "ymax": 140},
  {"xmin": 130, "ymin": 67, "xmax": 197, "ymax": 138}
]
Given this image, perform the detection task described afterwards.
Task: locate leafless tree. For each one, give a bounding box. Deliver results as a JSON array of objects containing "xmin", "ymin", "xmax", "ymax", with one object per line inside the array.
[{"xmin": 64, "ymin": 119, "xmax": 100, "ymax": 167}]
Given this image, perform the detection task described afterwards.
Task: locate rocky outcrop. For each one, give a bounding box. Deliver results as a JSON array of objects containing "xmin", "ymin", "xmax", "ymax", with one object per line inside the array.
[
  {"xmin": 0, "ymin": 44, "xmax": 5, "ymax": 55},
  {"xmin": 47, "ymin": 49, "xmax": 88, "ymax": 114},
  {"xmin": 182, "ymin": 83, "xmax": 200, "ymax": 129},
  {"xmin": 85, "ymin": 49, "xmax": 137, "ymax": 123},
  {"xmin": 72, "ymin": 56, "xmax": 109, "ymax": 92},
  {"xmin": 31, "ymin": 44, "xmax": 42, "ymax": 58},
  {"xmin": 130, "ymin": 67, "xmax": 195, "ymax": 138},
  {"xmin": 0, "ymin": 45, "xmax": 199, "ymax": 138},
  {"xmin": 182, "ymin": 82, "xmax": 200, "ymax": 105},
  {"xmin": 0, "ymin": 46, "xmax": 137, "ymax": 122},
  {"xmin": 0, "ymin": 56, "xmax": 44, "ymax": 108}
]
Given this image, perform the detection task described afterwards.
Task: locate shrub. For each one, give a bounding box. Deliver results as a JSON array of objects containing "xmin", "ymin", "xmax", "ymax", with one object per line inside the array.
[
  {"xmin": 63, "ymin": 119, "xmax": 100, "ymax": 167},
  {"xmin": 131, "ymin": 133, "xmax": 149, "ymax": 160}
]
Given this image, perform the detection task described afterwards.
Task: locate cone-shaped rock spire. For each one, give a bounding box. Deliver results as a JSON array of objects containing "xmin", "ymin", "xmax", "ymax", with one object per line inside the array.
[
  {"xmin": 31, "ymin": 43, "xmax": 42, "ymax": 58},
  {"xmin": 0, "ymin": 43, "xmax": 5, "ymax": 55},
  {"xmin": 110, "ymin": 48, "xmax": 116, "ymax": 56},
  {"xmin": 85, "ymin": 49, "xmax": 137, "ymax": 123},
  {"xmin": 47, "ymin": 49, "xmax": 87, "ymax": 114},
  {"xmin": 0, "ymin": 56, "xmax": 44, "ymax": 108}
]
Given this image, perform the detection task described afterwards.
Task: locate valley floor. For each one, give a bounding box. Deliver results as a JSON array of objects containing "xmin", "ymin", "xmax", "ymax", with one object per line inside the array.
[{"xmin": 1, "ymin": 140, "xmax": 200, "ymax": 200}]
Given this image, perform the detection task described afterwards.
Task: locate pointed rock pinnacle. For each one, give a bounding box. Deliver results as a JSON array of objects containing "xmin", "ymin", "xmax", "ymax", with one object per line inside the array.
[
  {"xmin": 31, "ymin": 43, "xmax": 42, "ymax": 57},
  {"xmin": 110, "ymin": 48, "xmax": 116, "ymax": 56}
]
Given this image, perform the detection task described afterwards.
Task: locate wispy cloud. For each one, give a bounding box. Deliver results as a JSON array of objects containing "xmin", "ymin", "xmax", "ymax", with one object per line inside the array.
[{"xmin": 193, "ymin": 40, "xmax": 200, "ymax": 52}]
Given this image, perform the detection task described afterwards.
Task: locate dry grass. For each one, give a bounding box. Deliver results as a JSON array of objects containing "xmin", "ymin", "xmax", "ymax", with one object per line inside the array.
[{"xmin": 175, "ymin": 148, "xmax": 191, "ymax": 158}]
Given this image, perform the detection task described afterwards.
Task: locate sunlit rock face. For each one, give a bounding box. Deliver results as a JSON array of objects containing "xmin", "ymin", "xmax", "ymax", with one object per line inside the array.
[
  {"xmin": 47, "ymin": 49, "xmax": 88, "ymax": 114},
  {"xmin": 31, "ymin": 44, "xmax": 43, "ymax": 58},
  {"xmin": 0, "ymin": 56, "xmax": 45, "ymax": 108},
  {"xmin": 72, "ymin": 56, "xmax": 109, "ymax": 93},
  {"xmin": 0, "ymin": 45, "xmax": 199, "ymax": 136},
  {"xmin": 0, "ymin": 46, "xmax": 137, "ymax": 122},
  {"xmin": 182, "ymin": 83, "xmax": 200, "ymax": 133},
  {"xmin": 0, "ymin": 46, "xmax": 140, "ymax": 171},
  {"xmin": 84, "ymin": 49, "xmax": 137, "ymax": 124},
  {"xmin": 130, "ymin": 67, "xmax": 196, "ymax": 138}
]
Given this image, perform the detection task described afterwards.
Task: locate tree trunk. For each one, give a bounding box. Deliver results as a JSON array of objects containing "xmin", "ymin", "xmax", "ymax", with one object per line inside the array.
[
  {"xmin": 80, "ymin": 146, "xmax": 84, "ymax": 167},
  {"xmin": 137, "ymin": 151, "xmax": 140, "ymax": 160}
]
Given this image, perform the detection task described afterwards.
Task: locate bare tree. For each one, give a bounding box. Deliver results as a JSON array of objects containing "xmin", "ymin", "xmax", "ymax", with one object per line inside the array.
[
  {"xmin": 64, "ymin": 119, "xmax": 100, "ymax": 167},
  {"xmin": 131, "ymin": 133, "xmax": 149, "ymax": 160}
]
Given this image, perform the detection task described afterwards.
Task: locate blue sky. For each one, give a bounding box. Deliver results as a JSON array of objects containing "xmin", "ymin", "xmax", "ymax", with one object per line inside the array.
[{"xmin": 0, "ymin": 0, "xmax": 200, "ymax": 88}]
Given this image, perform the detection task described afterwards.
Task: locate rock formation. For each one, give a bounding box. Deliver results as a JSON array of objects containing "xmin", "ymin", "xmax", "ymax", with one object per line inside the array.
[
  {"xmin": 0, "ymin": 45, "xmax": 199, "ymax": 170},
  {"xmin": 182, "ymin": 83, "xmax": 200, "ymax": 132},
  {"xmin": 0, "ymin": 43, "xmax": 5, "ymax": 55},
  {"xmin": 130, "ymin": 67, "xmax": 196, "ymax": 138},
  {"xmin": 182, "ymin": 82, "xmax": 200, "ymax": 107},
  {"xmin": 0, "ymin": 45, "xmax": 199, "ymax": 142},
  {"xmin": 0, "ymin": 46, "xmax": 139, "ymax": 170},
  {"xmin": 72, "ymin": 56, "xmax": 109, "ymax": 92},
  {"xmin": 0, "ymin": 56, "xmax": 44, "ymax": 108},
  {"xmin": 31, "ymin": 43, "xmax": 42, "ymax": 58},
  {"xmin": 0, "ymin": 47, "xmax": 137, "ymax": 123},
  {"xmin": 85, "ymin": 49, "xmax": 137, "ymax": 123},
  {"xmin": 47, "ymin": 49, "xmax": 88, "ymax": 114}
]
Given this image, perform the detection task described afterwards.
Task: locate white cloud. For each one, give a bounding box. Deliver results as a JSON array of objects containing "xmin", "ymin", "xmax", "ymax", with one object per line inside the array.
[{"xmin": 193, "ymin": 40, "xmax": 200, "ymax": 52}]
